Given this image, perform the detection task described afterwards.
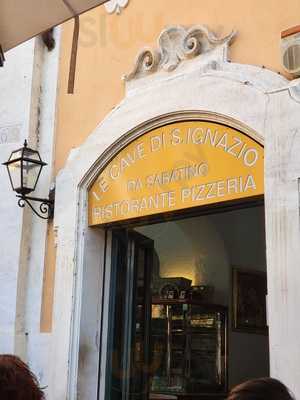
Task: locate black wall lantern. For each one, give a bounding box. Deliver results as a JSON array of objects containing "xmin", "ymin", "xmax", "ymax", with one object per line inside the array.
[{"xmin": 2, "ymin": 140, "xmax": 54, "ymax": 220}]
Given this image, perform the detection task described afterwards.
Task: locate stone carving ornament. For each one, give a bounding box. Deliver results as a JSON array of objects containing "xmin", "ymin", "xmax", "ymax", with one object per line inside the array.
[
  {"xmin": 125, "ymin": 25, "xmax": 236, "ymax": 81},
  {"xmin": 104, "ymin": 0, "xmax": 129, "ymax": 14}
]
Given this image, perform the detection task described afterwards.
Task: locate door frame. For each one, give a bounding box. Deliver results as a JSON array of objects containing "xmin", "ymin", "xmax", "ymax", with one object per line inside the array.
[{"xmin": 105, "ymin": 230, "xmax": 154, "ymax": 400}]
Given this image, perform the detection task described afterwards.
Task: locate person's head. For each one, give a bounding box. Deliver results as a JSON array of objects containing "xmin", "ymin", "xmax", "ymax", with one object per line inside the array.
[
  {"xmin": 227, "ymin": 378, "xmax": 294, "ymax": 400},
  {"xmin": 0, "ymin": 354, "xmax": 45, "ymax": 400}
]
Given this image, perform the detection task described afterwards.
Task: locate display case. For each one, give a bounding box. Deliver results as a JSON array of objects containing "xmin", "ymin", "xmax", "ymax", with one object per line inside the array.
[{"xmin": 150, "ymin": 299, "xmax": 227, "ymax": 399}]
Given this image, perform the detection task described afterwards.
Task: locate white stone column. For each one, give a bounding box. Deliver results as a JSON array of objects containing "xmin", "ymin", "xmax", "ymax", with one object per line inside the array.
[
  {"xmin": 0, "ymin": 39, "xmax": 37, "ymax": 353},
  {"xmin": 0, "ymin": 29, "xmax": 60, "ymax": 395},
  {"xmin": 265, "ymin": 85, "xmax": 300, "ymax": 398}
]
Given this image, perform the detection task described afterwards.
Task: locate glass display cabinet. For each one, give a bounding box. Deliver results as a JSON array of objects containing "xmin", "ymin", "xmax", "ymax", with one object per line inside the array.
[{"xmin": 150, "ymin": 299, "xmax": 228, "ymax": 399}]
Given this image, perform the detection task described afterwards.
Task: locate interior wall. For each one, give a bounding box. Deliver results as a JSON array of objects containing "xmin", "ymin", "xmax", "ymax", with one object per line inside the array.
[
  {"xmin": 137, "ymin": 217, "xmax": 230, "ymax": 305},
  {"xmin": 210, "ymin": 207, "xmax": 269, "ymax": 387},
  {"xmin": 137, "ymin": 206, "xmax": 269, "ymax": 388}
]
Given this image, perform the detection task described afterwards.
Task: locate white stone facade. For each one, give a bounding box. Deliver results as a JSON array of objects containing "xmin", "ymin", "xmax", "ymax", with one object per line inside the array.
[
  {"xmin": 51, "ymin": 26, "xmax": 300, "ymax": 400},
  {"xmin": 2, "ymin": 23, "xmax": 300, "ymax": 400}
]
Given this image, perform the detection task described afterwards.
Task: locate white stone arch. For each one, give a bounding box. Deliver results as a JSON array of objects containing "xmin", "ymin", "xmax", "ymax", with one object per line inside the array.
[{"xmin": 49, "ymin": 25, "xmax": 300, "ymax": 400}]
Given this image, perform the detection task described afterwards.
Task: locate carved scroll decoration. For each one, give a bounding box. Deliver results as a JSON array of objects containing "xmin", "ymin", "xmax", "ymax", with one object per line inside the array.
[
  {"xmin": 104, "ymin": 0, "xmax": 129, "ymax": 14},
  {"xmin": 125, "ymin": 25, "xmax": 236, "ymax": 81}
]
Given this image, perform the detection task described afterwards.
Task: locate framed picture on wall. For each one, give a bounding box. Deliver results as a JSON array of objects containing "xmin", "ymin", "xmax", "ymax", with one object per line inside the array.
[{"xmin": 232, "ymin": 268, "xmax": 268, "ymax": 334}]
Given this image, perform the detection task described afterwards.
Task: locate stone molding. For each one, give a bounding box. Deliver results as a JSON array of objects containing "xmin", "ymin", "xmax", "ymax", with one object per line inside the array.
[
  {"xmin": 125, "ymin": 25, "xmax": 236, "ymax": 81},
  {"xmin": 104, "ymin": 0, "xmax": 129, "ymax": 14}
]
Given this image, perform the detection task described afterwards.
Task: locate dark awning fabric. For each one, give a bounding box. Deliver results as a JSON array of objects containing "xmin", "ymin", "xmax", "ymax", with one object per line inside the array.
[{"xmin": 0, "ymin": 0, "xmax": 109, "ymax": 52}]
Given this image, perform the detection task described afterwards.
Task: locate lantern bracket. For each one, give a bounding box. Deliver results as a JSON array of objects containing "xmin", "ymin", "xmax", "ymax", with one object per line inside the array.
[
  {"xmin": 16, "ymin": 188, "xmax": 55, "ymax": 220},
  {"xmin": 2, "ymin": 140, "xmax": 55, "ymax": 220}
]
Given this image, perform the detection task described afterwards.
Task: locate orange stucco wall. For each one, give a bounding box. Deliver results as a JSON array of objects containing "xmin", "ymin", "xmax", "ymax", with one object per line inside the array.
[
  {"xmin": 41, "ymin": 0, "xmax": 300, "ymax": 331},
  {"xmin": 54, "ymin": 0, "xmax": 300, "ymax": 174},
  {"xmin": 55, "ymin": 0, "xmax": 300, "ymax": 172}
]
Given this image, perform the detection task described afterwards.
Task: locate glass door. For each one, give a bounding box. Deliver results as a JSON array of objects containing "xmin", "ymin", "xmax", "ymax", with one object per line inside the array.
[{"xmin": 106, "ymin": 230, "xmax": 154, "ymax": 400}]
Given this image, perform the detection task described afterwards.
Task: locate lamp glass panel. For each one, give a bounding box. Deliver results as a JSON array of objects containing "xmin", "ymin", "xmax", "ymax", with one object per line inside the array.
[
  {"xmin": 22, "ymin": 161, "xmax": 43, "ymax": 191},
  {"xmin": 23, "ymin": 148, "xmax": 41, "ymax": 161},
  {"xmin": 7, "ymin": 159, "xmax": 22, "ymax": 191},
  {"xmin": 22, "ymin": 148, "xmax": 43, "ymax": 191},
  {"xmin": 9, "ymin": 149, "xmax": 22, "ymax": 162}
]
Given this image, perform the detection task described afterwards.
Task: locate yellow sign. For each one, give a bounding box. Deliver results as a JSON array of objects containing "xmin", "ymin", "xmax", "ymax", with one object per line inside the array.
[{"xmin": 88, "ymin": 121, "xmax": 264, "ymax": 226}]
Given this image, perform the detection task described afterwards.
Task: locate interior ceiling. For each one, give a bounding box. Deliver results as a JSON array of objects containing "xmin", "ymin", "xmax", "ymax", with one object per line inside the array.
[{"xmin": 0, "ymin": 0, "xmax": 109, "ymax": 52}]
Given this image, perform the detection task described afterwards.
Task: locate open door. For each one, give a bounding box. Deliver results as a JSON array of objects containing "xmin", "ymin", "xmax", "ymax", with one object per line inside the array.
[{"xmin": 106, "ymin": 230, "xmax": 154, "ymax": 400}]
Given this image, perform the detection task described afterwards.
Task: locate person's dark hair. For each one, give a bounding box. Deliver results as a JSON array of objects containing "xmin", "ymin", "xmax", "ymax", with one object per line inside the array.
[
  {"xmin": 227, "ymin": 378, "xmax": 294, "ymax": 400},
  {"xmin": 0, "ymin": 354, "xmax": 45, "ymax": 400}
]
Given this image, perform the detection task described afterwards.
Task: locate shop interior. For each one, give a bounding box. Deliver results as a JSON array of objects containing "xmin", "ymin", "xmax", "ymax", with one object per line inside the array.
[{"xmin": 107, "ymin": 204, "xmax": 269, "ymax": 400}]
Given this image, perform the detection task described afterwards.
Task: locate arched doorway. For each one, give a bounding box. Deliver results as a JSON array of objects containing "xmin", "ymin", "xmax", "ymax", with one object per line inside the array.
[{"xmin": 87, "ymin": 119, "xmax": 268, "ymax": 399}]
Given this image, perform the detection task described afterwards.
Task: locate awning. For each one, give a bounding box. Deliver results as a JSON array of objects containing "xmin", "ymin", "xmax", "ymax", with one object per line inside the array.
[
  {"xmin": 0, "ymin": 0, "xmax": 110, "ymax": 90},
  {"xmin": 0, "ymin": 0, "xmax": 109, "ymax": 52}
]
